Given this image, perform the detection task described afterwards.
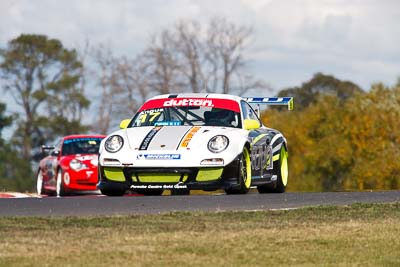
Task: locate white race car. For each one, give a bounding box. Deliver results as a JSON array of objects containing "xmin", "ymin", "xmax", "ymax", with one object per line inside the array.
[{"xmin": 97, "ymin": 93, "xmax": 293, "ymax": 196}]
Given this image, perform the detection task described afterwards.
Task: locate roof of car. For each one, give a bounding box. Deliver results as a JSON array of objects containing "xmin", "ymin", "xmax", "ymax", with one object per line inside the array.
[
  {"xmin": 63, "ymin": 134, "xmax": 106, "ymax": 140},
  {"xmin": 149, "ymin": 93, "xmax": 243, "ymax": 102}
]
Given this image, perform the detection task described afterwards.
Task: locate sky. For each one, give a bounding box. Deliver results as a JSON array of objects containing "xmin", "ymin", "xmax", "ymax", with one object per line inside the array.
[{"xmin": 1, "ymin": 0, "xmax": 399, "ymax": 93}]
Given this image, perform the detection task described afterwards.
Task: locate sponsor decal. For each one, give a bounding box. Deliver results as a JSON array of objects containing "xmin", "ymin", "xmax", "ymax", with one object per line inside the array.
[
  {"xmin": 180, "ymin": 126, "xmax": 201, "ymax": 148},
  {"xmin": 251, "ymin": 144, "xmax": 272, "ymax": 171},
  {"xmin": 130, "ymin": 182, "xmax": 187, "ymax": 190},
  {"xmin": 154, "ymin": 121, "xmax": 181, "ymax": 126},
  {"xmin": 139, "ymin": 127, "xmax": 162, "ymax": 150},
  {"xmin": 139, "ymin": 98, "xmax": 241, "ymax": 112},
  {"xmin": 142, "ymin": 108, "xmax": 163, "ymax": 114},
  {"xmin": 163, "ymin": 98, "xmax": 214, "ymax": 108},
  {"xmin": 136, "ymin": 154, "xmax": 181, "ymax": 160}
]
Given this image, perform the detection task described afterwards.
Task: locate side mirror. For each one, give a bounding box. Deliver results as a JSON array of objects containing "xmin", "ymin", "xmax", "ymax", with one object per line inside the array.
[
  {"xmin": 50, "ymin": 150, "xmax": 60, "ymax": 157},
  {"xmin": 119, "ymin": 119, "xmax": 131, "ymax": 129},
  {"xmin": 41, "ymin": 145, "xmax": 55, "ymax": 154},
  {"xmin": 243, "ymin": 119, "xmax": 261, "ymax": 130}
]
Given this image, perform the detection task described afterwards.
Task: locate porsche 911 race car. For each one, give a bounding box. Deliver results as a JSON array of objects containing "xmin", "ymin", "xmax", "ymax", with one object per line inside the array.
[
  {"xmin": 97, "ymin": 93, "xmax": 293, "ymax": 196},
  {"xmin": 37, "ymin": 134, "xmax": 106, "ymax": 197}
]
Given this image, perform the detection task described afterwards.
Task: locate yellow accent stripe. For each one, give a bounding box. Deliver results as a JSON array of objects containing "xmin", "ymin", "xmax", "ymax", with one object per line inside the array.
[
  {"xmin": 273, "ymin": 154, "xmax": 280, "ymax": 162},
  {"xmin": 104, "ymin": 167, "xmax": 125, "ymax": 182},
  {"xmin": 196, "ymin": 168, "xmax": 223, "ymax": 182},
  {"xmin": 138, "ymin": 173, "xmax": 181, "ymax": 183},
  {"xmin": 288, "ymin": 98, "xmax": 294, "ymax": 110}
]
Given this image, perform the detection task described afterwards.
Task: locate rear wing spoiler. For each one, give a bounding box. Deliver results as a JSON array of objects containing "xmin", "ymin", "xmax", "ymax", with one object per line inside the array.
[{"xmin": 243, "ymin": 97, "xmax": 294, "ymax": 111}]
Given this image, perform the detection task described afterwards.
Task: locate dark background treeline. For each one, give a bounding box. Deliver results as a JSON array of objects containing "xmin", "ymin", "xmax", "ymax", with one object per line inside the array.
[{"xmin": 1, "ymin": 18, "xmax": 399, "ymax": 192}]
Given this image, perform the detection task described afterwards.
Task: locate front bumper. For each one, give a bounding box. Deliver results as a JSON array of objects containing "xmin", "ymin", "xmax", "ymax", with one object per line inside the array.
[
  {"xmin": 64, "ymin": 169, "xmax": 99, "ymax": 191},
  {"xmin": 97, "ymin": 155, "xmax": 242, "ymax": 192}
]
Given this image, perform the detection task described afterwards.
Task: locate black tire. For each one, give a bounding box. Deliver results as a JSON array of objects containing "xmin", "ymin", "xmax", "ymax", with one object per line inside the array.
[
  {"xmin": 225, "ymin": 147, "xmax": 251, "ymax": 194},
  {"xmin": 135, "ymin": 189, "xmax": 164, "ymax": 196},
  {"xmin": 100, "ymin": 188, "xmax": 126, "ymax": 196},
  {"xmin": 257, "ymin": 145, "xmax": 288, "ymax": 193},
  {"xmin": 56, "ymin": 169, "xmax": 67, "ymax": 197}
]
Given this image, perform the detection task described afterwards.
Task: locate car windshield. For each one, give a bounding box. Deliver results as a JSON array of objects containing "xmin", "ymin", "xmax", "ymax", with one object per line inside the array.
[
  {"xmin": 130, "ymin": 98, "xmax": 242, "ymax": 128},
  {"xmin": 62, "ymin": 137, "xmax": 103, "ymax": 155}
]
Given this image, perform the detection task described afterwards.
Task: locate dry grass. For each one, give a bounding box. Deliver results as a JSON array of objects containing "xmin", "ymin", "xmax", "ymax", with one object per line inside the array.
[{"xmin": 0, "ymin": 203, "xmax": 399, "ymax": 267}]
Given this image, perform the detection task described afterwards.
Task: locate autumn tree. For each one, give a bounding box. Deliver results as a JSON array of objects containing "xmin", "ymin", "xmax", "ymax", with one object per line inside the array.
[
  {"xmin": 263, "ymin": 79, "xmax": 400, "ymax": 192},
  {"xmin": 0, "ymin": 34, "xmax": 90, "ymax": 161},
  {"xmin": 342, "ymin": 82, "xmax": 400, "ymax": 190}
]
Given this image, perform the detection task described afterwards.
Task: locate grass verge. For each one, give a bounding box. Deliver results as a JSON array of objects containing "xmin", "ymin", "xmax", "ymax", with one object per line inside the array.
[{"xmin": 0, "ymin": 202, "xmax": 399, "ymax": 267}]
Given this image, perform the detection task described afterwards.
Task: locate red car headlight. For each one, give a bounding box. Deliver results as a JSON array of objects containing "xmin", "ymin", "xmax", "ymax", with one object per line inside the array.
[{"xmin": 69, "ymin": 159, "xmax": 88, "ymax": 171}]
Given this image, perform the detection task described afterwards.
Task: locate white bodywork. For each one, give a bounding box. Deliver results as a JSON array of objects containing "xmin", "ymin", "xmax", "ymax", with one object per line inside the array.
[{"xmin": 99, "ymin": 125, "xmax": 249, "ymax": 168}]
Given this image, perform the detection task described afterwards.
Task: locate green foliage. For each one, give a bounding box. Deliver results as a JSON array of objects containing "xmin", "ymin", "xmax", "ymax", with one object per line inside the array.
[
  {"xmin": 0, "ymin": 103, "xmax": 12, "ymax": 135},
  {"xmin": 0, "ymin": 34, "xmax": 90, "ymax": 161},
  {"xmin": 0, "ymin": 102, "xmax": 33, "ymax": 192},
  {"xmin": 264, "ymin": 82, "xmax": 400, "ymax": 191},
  {"xmin": 277, "ymin": 72, "xmax": 363, "ymax": 111},
  {"xmin": 0, "ymin": 142, "xmax": 34, "ymax": 192}
]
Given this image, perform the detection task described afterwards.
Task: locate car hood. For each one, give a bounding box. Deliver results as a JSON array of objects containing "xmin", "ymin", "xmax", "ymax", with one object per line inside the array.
[
  {"xmin": 120, "ymin": 125, "xmax": 242, "ymax": 151},
  {"xmin": 60, "ymin": 154, "xmax": 99, "ymax": 167},
  {"xmin": 100, "ymin": 126, "xmax": 249, "ymax": 167}
]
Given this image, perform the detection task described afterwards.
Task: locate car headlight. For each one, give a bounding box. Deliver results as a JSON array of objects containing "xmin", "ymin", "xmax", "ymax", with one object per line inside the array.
[
  {"xmin": 69, "ymin": 159, "xmax": 88, "ymax": 171},
  {"xmin": 105, "ymin": 135, "xmax": 124, "ymax": 153},
  {"xmin": 208, "ymin": 135, "xmax": 229, "ymax": 153}
]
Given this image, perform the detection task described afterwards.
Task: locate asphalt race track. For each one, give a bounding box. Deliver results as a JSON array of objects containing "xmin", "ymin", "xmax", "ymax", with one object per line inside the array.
[{"xmin": 0, "ymin": 191, "xmax": 399, "ymax": 217}]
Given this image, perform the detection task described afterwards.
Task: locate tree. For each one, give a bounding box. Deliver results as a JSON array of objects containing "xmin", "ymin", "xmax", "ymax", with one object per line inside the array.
[
  {"xmin": 263, "ymin": 81, "xmax": 400, "ymax": 192},
  {"xmin": 91, "ymin": 47, "xmax": 150, "ymax": 135},
  {"xmin": 277, "ymin": 73, "xmax": 364, "ymax": 110},
  {"xmin": 92, "ymin": 18, "xmax": 269, "ymax": 134},
  {"xmin": 0, "ymin": 103, "xmax": 12, "ymax": 135},
  {"xmin": 0, "ymin": 34, "xmax": 90, "ymax": 161},
  {"xmin": 145, "ymin": 17, "xmax": 266, "ymax": 95},
  {"xmin": 0, "ymin": 102, "xmax": 33, "ymax": 192}
]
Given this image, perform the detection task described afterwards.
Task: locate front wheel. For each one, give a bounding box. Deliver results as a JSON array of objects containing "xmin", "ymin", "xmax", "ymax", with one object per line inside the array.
[
  {"xmin": 225, "ymin": 147, "xmax": 251, "ymax": 194},
  {"xmin": 36, "ymin": 170, "xmax": 45, "ymax": 195},
  {"xmin": 56, "ymin": 169, "xmax": 67, "ymax": 197}
]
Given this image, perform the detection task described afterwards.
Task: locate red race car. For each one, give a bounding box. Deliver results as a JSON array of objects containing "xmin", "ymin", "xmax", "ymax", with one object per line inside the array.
[{"xmin": 36, "ymin": 135, "xmax": 105, "ymax": 197}]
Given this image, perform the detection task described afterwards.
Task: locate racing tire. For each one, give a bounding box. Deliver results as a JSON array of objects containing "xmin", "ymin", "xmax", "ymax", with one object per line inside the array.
[
  {"xmin": 36, "ymin": 169, "xmax": 45, "ymax": 196},
  {"xmin": 56, "ymin": 169, "xmax": 67, "ymax": 197},
  {"xmin": 100, "ymin": 189, "xmax": 126, "ymax": 197},
  {"xmin": 225, "ymin": 146, "xmax": 251, "ymax": 194},
  {"xmin": 135, "ymin": 189, "xmax": 164, "ymax": 196},
  {"xmin": 257, "ymin": 145, "xmax": 288, "ymax": 193}
]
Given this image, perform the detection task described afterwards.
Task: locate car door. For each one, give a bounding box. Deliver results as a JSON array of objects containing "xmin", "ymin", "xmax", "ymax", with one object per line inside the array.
[
  {"xmin": 45, "ymin": 139, "xmax": 62, "ymax": 187},
  {"xmin": 241, "ymin": 101, "xmax": 272, "ymax": 179}
]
